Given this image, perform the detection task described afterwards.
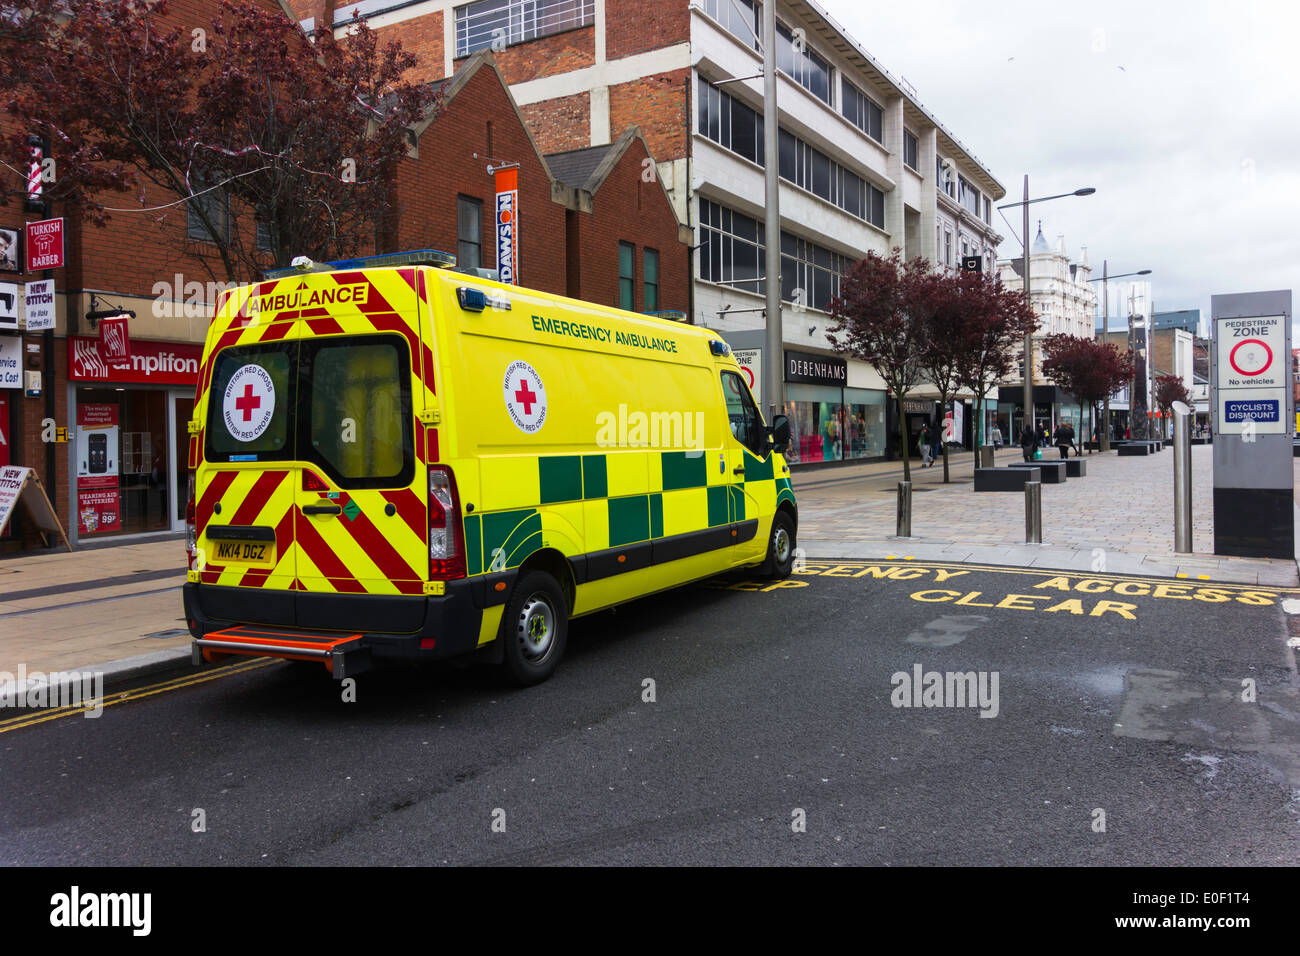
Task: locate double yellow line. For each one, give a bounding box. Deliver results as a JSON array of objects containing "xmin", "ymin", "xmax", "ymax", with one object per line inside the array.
[{"xmin": 0, "ymin": 658, "xmax": 276, "ymax": 734}]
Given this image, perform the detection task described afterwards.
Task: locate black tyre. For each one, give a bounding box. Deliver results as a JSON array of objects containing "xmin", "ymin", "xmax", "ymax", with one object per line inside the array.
[
  {"xmin": 500, "ymin": 571, "xmax": 568, "ymax": 686},
  {"xmin": 759, "ymin": 510, "xmax": 796, "ymax": 579}
]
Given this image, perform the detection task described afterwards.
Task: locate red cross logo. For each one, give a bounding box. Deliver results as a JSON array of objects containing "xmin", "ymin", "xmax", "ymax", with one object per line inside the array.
[
  {"xmin": 514, "ymin": 380, "xmax": 537, "ymax": 415},
  {"xmin": 235, "ymin": 383, "xmax": 262, "ymax": 422}
]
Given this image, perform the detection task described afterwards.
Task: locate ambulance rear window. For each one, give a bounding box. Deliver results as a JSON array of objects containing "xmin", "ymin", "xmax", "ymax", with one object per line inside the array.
[
  {"xmin": 206, "ymin": 344, "xmax": 294, "ymax": 461},
  {"xmin": 303, "ymin": 336, "xmax": 413, "ymax": 489}
]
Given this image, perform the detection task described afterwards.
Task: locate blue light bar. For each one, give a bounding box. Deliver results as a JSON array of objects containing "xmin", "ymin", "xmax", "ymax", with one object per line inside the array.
[{"xmin": 263, "ymin": 248, "xmax": 456, "ymax": 280}]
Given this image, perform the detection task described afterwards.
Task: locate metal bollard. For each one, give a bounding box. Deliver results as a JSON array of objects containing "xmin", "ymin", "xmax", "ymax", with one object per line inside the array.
[
  {"xmin": 1173, "ymin": 401, "xmax": 1193, "ymax": 552},
  {"xmin": 979, "ymin": 444, "xmax": 995, "ymax": 468},
  {"xmin": 896, "ymin": 480, "xmax": 912, "ymax": 538},
  {"xmin": 1024, "ymin": 480, "xmax": 1042, "ymax": 544}
]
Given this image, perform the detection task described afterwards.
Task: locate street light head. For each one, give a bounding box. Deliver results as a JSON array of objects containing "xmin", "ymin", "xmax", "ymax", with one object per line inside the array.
[
  {"xmin": 1137, "ymin": 269, "xmax": 1152, "ymax": 275},
  {"xmin": 1074, "ymin": 187, "xmax": 1097, "ymax": 196}
]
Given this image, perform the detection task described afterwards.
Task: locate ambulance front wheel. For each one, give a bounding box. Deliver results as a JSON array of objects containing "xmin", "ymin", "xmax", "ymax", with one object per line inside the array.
[
  {"xmin": 760, "ymin": 511, "xmax": 796, "ymax": 579},
  {"xmin": 500, "ymin": 571, "xmax": 569, "ymax": 686}
]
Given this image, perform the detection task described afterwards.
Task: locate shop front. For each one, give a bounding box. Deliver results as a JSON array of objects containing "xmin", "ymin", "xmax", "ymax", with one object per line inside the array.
[
  {"xmin": 779, "ymin": 350, "xmax": 887, "ymax": 467},
  {"xmin": 67, "ymin": 336, "xmax": 200, "ymax": 542}
]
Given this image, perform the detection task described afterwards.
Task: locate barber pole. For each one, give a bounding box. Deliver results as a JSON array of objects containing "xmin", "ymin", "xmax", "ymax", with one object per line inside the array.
[
  {"xmin": 493, "ymin": 164, "xmax": 519, "ymax": 285},
  {"xmin": 25, "ymin": 136, "xmax": 44, "ymax": 213}
]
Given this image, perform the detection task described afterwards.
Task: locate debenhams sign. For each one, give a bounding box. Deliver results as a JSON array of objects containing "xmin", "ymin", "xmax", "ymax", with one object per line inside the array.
[{"xmin": 784, "ymin": 350, "xmax": 847, "ymax": 387}]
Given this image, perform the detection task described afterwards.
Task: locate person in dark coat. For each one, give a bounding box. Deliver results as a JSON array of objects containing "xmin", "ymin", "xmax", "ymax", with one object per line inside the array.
[
  {"xmin": 1020, "ymin": 424, "xmax": 1037, "ymax": 462},
  {"xmin": 1054, "ymin": 422, "xmax": 1070, "ymax": 458}
]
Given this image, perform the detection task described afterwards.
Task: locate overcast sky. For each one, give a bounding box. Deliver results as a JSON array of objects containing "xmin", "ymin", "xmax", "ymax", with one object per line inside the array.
[{"xmin": 822, "ymin": 0, "xmax": 1300, "ymax": 333}]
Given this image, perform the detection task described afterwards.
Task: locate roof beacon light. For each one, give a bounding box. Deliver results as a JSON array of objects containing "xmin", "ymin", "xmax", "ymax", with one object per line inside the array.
[
  {"xmin": 456, "ymin": 286, "xmax": 512, "ymax": 313},
  {"xmin": 708, "ymin": 339, "xmax": 732, "ymax": 357},
  {"xmin": 645, "ymin": 310, "xmax": 688, "ymax": 322},
  {"xmin": 264, "ymin": 248, "xmax": 457, "ymax": 281}
]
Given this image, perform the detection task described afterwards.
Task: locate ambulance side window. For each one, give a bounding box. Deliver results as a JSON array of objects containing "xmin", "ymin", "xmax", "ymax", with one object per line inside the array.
[{"xmin": 721, "ymin": 370, "xmax": 764, "ymax": 457}]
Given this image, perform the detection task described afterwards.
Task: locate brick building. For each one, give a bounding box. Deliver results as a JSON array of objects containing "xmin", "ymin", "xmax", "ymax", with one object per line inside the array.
[
  {"xmin": 300, "ymin": 0, "xmax": 1008, "ymax": 465},
  {"xmin": 0, "ymin": 9, "xmax": 686, "ymax": 552}
]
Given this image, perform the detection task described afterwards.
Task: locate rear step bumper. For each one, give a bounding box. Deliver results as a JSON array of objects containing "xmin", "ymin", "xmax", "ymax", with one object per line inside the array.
[{"xmin": 193, "ymin": 625, "xmax": 371, "ymax": 680}]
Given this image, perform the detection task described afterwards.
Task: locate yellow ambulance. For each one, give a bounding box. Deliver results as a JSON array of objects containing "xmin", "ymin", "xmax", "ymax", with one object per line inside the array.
[{"xmin": 184, "ymin": 250, "xmax": 797, "ymax": 684}]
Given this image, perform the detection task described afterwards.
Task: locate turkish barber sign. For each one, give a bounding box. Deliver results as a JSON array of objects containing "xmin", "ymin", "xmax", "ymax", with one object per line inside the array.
[
  {"xmin": 25, "ymin": 218, "xmax": 64, "ymax": 271},
  {"xmin": 494, "ymin": 165, "xmax": 519, "ymax": 285}
]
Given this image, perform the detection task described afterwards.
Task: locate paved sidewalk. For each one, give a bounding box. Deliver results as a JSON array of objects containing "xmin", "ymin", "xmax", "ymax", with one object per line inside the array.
[
  {"xmin": 0, "ymin": 538, "xmax": 189, "ymax": 679},
  {"xmin": 796, "ymin": 444, "xmax": 1300, "ymax": 587}
]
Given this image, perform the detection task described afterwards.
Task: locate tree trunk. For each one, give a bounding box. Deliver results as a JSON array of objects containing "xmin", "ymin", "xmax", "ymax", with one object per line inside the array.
[
  {"xmin": 974, "ymin": 393, "xmax": 986, "ymax": 464},
  {"xmin": 897, "ymin": 393, "xmax": 910, "ymax": 484},
  {"xmin": 1101, "ymin": 397, "xmax": 1111, "ymax": 452}
]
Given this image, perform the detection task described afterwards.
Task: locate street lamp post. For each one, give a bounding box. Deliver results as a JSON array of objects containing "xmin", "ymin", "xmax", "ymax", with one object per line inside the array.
[
  {"xmin": 1088, "ymin": 263, "xmax": 1151, "ymax": 448},
  {"xmin": 998, "ymin": 181, "xmax": 1095, "ymax": 442}
]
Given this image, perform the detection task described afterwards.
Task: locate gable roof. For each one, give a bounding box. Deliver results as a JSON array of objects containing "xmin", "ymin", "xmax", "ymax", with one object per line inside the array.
[{"xmin": 546, "ymin": 145, "xmax": 615, "ymax": 193}]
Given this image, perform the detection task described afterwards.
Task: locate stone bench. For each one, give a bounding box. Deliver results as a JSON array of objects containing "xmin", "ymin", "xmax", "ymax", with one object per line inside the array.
[
  {"xmin": 1119, "ymin": 443, "xmax": 1152, "ymax": 456},
  {"xmin": 974, "ymin": 467, "xmax": 1040, "ymax": 491},
  {"xmin": 1063, "ymin": 458, "xmax": 1086, "ymax": 477},
  {"xmin": 1006, "ymin": 461, "xmax": 1067, "ymax": 483}
]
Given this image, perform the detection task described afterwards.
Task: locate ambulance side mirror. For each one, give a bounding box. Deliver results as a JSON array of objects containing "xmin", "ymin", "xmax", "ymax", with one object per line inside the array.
[{"xmin": 770, "ymin": 415, "xmax": 791, "ymax": 455}]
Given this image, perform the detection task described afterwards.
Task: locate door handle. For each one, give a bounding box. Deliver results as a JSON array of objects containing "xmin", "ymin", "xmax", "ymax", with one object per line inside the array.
[
  {"xmin": 302, "ymin": 504, "xmax": 341, "ymax": 515},
  {"xmin": 733, "ymin": 467, "xmax": 745, "ymax": 475}
]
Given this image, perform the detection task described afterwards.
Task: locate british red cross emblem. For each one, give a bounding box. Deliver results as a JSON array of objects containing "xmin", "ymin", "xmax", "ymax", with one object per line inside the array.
[
  {"xmin": 222, "ymin": 364, "xmax": 276, "ymax": 442},
  {"xmin": 503, "ymin": 360, "xmax": 547, "ymax": 434}
]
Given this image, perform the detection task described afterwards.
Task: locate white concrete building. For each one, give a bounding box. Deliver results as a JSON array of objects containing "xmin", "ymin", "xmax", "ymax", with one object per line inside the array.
[{"xmin": 997, "ymin": 224, "xmax": 1098, "ymax": 380}]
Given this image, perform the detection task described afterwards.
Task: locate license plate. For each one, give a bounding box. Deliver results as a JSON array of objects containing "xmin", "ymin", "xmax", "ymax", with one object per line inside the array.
[{"xmin": 210, "ymin": 540, "xmax": 276, "ymax": 568}]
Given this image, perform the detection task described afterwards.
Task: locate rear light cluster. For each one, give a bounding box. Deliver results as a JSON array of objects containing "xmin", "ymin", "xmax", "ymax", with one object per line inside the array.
[
  {"xmin": 185, "ymin": 472, "xmax": 197, "ymax": 570},
  {"xmin": 428, "ymin": 465, "xmax": 465, "ymax": 579}
]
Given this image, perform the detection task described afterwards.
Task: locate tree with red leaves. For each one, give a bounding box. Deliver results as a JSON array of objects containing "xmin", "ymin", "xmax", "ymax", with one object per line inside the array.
[
  {"xmin": 828, "ymin": 250, "xmax": 931, "ymax": 483},
  {"xmin": 953, "ymin": 272, "xmax": 1037, "ymax": 465},
  {"xmin": 1, "ymin": 0, "xmax": 436, "ymax": 282},
  {"xmin": 1154, "ymin": 373, "xmax": 1192, "ymax": 439},
  {"xmin": 1042, "ymin": 334, "xmax": 1133, "ymax": 452}
]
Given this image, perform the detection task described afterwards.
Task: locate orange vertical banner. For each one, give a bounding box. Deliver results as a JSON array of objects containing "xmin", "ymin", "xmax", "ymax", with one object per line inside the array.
[{"xmin": 494, "ymin": 164, "xmax": 519, "ymax": 285}]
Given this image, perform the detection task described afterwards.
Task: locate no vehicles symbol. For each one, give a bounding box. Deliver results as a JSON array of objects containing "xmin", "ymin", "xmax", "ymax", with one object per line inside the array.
[{"xmin": 1229, "ymin": 338, "xmax": 1272, "ymax": 377}]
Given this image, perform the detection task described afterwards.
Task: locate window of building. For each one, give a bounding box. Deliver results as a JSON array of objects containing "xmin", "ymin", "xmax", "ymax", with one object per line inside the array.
[
  {"xmin": 777, "ymin": 129, "xmax": 884, "ymax": 228},
  {"xmin": 643, "ymin": 248, "xmax": 659, "ymax": 312},
  {"xmin": 255, "ymin": 219, "xmax": 273, "ymax": 254},
  {"xmin": 697, "ymin": 76, "xmax": 763, "ymax": 166},
  {"xmin": 699, "ymin": 199, "xmax": 765, "ymax": 295},
  {"xmin": 983, "ymin": 195, "xmax": 991, "ymax": 223},
  {"xmin": 700, "ymin": 198, "xmax": 847, "ymax": 310},
  {"xmin": 936, "ymin": 155, "xmax": 955, "ymax": 197},
  {"xmin": 780, "ymin": 232, "xmax": 846, "ymax": 312},
  {"xmin": 701, "ymin": 0, "xmax": 759, "ymax": 50},
  {"xmin": 454, "ymin": 0, "xmax": 595, "ymax": 58},
  {"xmin": 619, "ymin": 241, "xmax": 635, "ymax": 311},
  {"xmin": 903, "ymin": 130, "xmax": 918, "ymax": 171},
  {"xmin": 186, "ymin": 173, "xmax": 229, "ymax": 243},
  {"xmin": 840, "ymin": 79, "xmax": 883, "ymax": 142},
  {"xmin": 776, "ymin": 20, "xmax": 831, "ymax": 104},
  {"xmin": 944, "ymin": 229, "xmax": 952, "ymax": 266},
  {"xmin": 958, "ymin": 175, "xmax": 980, "ymax": 217},
  {"xmin": 457, "ymin": 195, "xmax": 482, "ymax": 271}
]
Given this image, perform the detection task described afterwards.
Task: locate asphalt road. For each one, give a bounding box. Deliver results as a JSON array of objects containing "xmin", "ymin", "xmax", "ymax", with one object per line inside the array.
[{"xmin": 3, "ymin": 559, "xmax": 1298, "ymax": 866}]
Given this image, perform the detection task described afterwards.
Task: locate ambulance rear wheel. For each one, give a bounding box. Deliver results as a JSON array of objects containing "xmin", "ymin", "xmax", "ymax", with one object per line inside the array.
[
  {"xmin": 500, "ymin": 572, "xmax": 568, "ymax": 686},
  {"xmin": 760, "ymin": 511, "xmax": 796, "ymax": 579}
]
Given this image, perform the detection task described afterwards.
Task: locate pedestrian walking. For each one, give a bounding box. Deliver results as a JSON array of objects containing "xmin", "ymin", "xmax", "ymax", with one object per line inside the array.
[
  {"xmin": 918, "ymin": 425, "xmax": 933, "ymax": 467},
  {"xmin": 1067, "ymin": 422, "xmax": 1081, "ymax": 457},
  {"xmin": 1019, "ymin": 424, "xmax": 1037, "ymax": 462},
  {"xmin": 1054, "ymin": 422, "xmax": 1070, "ymax": 459},
  {"xmin": 991, "ymin": 424, "xmax": 1003, "ymax": 449}
]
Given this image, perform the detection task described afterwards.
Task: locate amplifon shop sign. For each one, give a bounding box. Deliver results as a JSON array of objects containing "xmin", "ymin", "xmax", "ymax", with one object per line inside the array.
[{"xmin": 68, "ymin": 337, "xmax": 200, "ymax": 385}]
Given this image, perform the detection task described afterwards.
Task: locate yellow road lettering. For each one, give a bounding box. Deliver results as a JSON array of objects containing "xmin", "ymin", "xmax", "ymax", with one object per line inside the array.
[
  {"xmin": 1074, "ymin": 579, "xmax": 1112, "ymax": 593},
  {"xmin": 761, "ymin": 579, "xmax": 809, "ymax": 592},
  {"xmin": 1193, "ymin": 588, "xmax": 1231, "ymax": 603},
  {"xmin": 850, "ymin": 566, "xmax": 895, "ymax": 578},
  {"xmin": 1112, "ymin": 581, "xmax": 1150, "ymax": 596},
  {"xmin": 888, "ymin": 568, "xmax": 925, "ymax": 580},
  {"xmin": 823, "ymin": 564, "xmax": 862, "ymax": 577},
  {"xmin": 933, "ymin": 569, "xmax": 970, "ymax": 583},
  {"xmin": 1152, "ymin": 584, "xmax": 1193, "ymax": 600},
  {"xmin": 1034, "ymin": 576, "xmax": 1074, "ymax": 591},
  {"xmin": 955, "ymin": 592, "xmax": 995, "ymax": 607},
  {"xmin": 1090, "ymin": 600, "xmax": 1138, "ymax": 619},
  {"xmin": 1234, "ymin": 590, "xmax": 1278, "ymax": 606},
  {"xmin": 910, "ymin": 589, "xmax": 961, "ymax": 603},
  {"xmin": 996, "ymin": 594, "xmax": 1051, "ymax": 610},
  {"xmin": 1043, "ymin": 599, "xmax": 1086, "ymax": 614}
]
